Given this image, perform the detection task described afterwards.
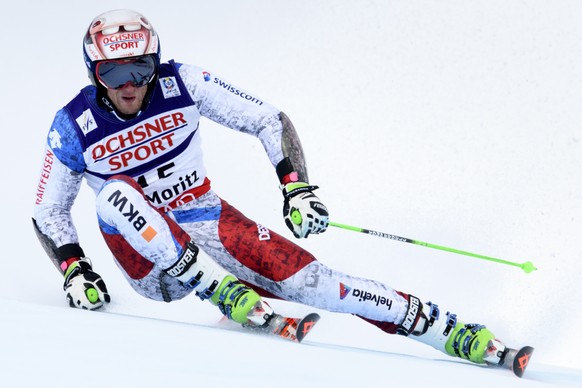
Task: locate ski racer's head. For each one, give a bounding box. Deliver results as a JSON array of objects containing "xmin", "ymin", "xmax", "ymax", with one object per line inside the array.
[{"xmin": 83, "ymin": 9, "xmax": 161, "ymax": 117}]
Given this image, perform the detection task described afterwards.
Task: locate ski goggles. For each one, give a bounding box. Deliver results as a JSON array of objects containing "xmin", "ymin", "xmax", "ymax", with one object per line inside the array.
[{"xmin": 95, "ymin": 55, "xmax": 157, "ymax": 89}]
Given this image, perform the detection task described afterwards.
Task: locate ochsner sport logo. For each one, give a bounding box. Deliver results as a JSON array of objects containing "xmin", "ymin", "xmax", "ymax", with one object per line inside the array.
[
  {"xmin": 339, "ymin": 282, "xmax": 393, "ymax": 310},
  {"xmin": 88, "ymin": 110, "xmax": 188, "ymax": 171},
  {"xmin": 97, "ymin": 32, "xmax": 147, "ymax": 56}
]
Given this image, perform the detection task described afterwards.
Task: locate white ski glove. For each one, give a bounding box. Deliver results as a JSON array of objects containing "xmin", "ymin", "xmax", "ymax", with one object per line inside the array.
[
  {"xmin": 282, "ymin": 182, "xmax": 329, "ymax": 238},
  {"xmin": 63, "ymin": 258, "xmax": 110, "ymax": 310}
]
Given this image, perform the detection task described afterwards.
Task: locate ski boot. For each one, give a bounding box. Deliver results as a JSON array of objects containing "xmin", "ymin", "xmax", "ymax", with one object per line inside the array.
[
  {"xmin": 165, "ymin": 241, "xmax": 320, "ymax": 341},
  {"xmin": 164, "ymin": 241, "xmax": 273, "ymax": 326},
  {"xmin": 403, "ymin": 296, "xmax": 533, "ymax": 376},
  {"xmin": 207, "ymin": 275, "xmax": 321, "ymax": 342},
  {"xmin": 435, "ymin": 314, "xmax": 534, "ymax": 376},
  {"xmin": 209, "ymin": 275, "xmax": 273, "ymax": 325}
]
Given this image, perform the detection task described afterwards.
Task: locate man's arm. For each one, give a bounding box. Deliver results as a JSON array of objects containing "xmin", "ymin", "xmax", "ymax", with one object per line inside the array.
[
  {"xmin": 33, "ymin": 109, "xmax": 110, "ymax": 309},
  {"xmin": 178, "ymin": 63, "xmax": 302, "ymax": 179},
  {"xmin": 275, "ymin": 111, "xmax": 309, "ymax": 184},
  {"xmin": 33, "ymin": 143, "xmax": 84, "ymax": 273},
  {"xmin": 177, "ymin": 63, "xmax": 329, "ymax": 238}
]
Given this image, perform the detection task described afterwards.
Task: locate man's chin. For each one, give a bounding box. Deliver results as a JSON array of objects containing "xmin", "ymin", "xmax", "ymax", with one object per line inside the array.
[{"xmin": 118, "ymin": 105, "xmax": 140, "ymax": 115}]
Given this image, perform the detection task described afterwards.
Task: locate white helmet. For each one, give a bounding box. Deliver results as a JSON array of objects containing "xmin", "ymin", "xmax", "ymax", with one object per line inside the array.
[{"xmin": 83, "ymin": 9, "xmax": 161, "ymax": 87}]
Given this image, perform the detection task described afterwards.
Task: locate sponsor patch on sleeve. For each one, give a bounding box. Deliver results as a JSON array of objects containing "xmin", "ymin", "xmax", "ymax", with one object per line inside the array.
[{"xmin": 159, "ymin": 76, "xmax": 181, "ymax": 99}]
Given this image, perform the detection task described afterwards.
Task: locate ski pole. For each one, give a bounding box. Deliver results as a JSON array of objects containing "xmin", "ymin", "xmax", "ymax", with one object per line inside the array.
[{"xmin": 328, "ymin": 221, "xmax": 537, "ymax": 274}]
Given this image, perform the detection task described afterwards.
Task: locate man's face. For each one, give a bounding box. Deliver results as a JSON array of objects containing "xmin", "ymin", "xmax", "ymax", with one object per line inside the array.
[
  {"xmin": 95, "ymin": 55, "xmax": 157, "ymax": 115},
  {"xmin": 106, "ymin": 83, "xmax": 148, "ymax": 115}
]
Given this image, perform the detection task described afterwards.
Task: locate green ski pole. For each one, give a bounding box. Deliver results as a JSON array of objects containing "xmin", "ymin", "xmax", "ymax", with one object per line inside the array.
[{"xmin": 328, "ymin": 221, "xmax": 537, "ymax": 274}]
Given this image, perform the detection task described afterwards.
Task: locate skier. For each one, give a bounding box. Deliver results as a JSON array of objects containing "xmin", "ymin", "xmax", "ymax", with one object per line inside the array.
[{"xmin": 33, "ymin": 9, "xmax": 514, "ymax": 369}]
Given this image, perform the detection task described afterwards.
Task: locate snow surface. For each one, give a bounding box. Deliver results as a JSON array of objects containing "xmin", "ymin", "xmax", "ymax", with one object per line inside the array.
[{"xmin": 1, "ymin": 0, "xmax": 581, "ymax": 386}]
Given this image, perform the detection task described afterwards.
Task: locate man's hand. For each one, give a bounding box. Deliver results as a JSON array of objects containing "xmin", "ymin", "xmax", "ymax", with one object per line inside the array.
[
  {"xmin": 282, "ymin": 182, "xmax": 329, "ymax": 238},
  {"xmin": 63, "ymin": 258, "xmax": 110, "ymax": 310}
]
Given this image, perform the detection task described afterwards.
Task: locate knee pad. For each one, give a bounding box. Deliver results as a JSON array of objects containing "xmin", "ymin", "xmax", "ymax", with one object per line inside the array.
[{"xmin": 97, "ymin": 175, "xmax": 191, "ymax": 273}]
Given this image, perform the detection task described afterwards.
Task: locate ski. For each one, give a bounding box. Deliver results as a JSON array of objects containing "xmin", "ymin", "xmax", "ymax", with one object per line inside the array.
[
  {"xmin": 241, "ymin": 300, "xmax": 320, "ymax": 343},
  {"xmin": 264, "ymin": 312, "xmax": 321, "ymax": 343},
  {"xmin": 499, "ymin": 345, "xmax": 534, "ymax": 378},
  {"xmin": 242, "ymin": 311, "xmax": 320, "ymax": 343}
]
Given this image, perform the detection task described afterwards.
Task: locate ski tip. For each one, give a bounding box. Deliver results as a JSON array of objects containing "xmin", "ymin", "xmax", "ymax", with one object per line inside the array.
[
  {"xmin": 512, "ymin": 346, "xmax": 534, "ymax": 378},
  {"xmin": 296, "ymin": 313, "xmax": 321, "ymax": 343}
]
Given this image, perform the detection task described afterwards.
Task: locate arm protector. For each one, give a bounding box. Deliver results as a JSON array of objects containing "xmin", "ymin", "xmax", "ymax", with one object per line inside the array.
[
  {"xmin": 33, "ymin": 218, "xmax": 85, "ymax": 274},
  {"xmin": 276, "ymin": 112, "xmax": 309, "ymax": 184}
]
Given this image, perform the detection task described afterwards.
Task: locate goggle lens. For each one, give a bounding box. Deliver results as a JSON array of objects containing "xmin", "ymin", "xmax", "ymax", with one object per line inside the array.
[{"xmin": 96, "ymin": 55, "xmax": 157, "ymax": 89}]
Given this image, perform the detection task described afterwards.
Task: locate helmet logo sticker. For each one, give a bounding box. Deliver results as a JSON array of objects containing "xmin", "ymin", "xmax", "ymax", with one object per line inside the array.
[{"xmin": 97, "ymin": 31, "xmax": 146, "ymax": 57}]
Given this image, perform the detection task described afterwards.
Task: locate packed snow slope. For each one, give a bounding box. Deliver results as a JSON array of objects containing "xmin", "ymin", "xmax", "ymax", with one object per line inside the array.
[{"xmin": 1, "ymin": 1, "xmax": 581, "ymax": 386}]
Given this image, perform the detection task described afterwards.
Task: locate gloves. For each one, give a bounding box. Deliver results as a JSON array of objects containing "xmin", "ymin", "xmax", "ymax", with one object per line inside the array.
[
  {"xmin": 282, "ymin": 182, "xmax": 329, "ymax": 238},
  {"xmin": 63, "ymin": 258, "xmax": 110, "ymax": 310}
]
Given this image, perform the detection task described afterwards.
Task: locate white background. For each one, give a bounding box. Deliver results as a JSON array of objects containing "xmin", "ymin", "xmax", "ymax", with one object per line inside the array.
[{"xmin": 1, "ymin": 1, "xmax": 581, "ymax": 386}]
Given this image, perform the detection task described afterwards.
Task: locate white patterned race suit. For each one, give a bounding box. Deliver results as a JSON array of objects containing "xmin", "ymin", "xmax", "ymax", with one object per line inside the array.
[{"xmin": 33, "ymin": 60, "xmax": 414, "ymax": 334}]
